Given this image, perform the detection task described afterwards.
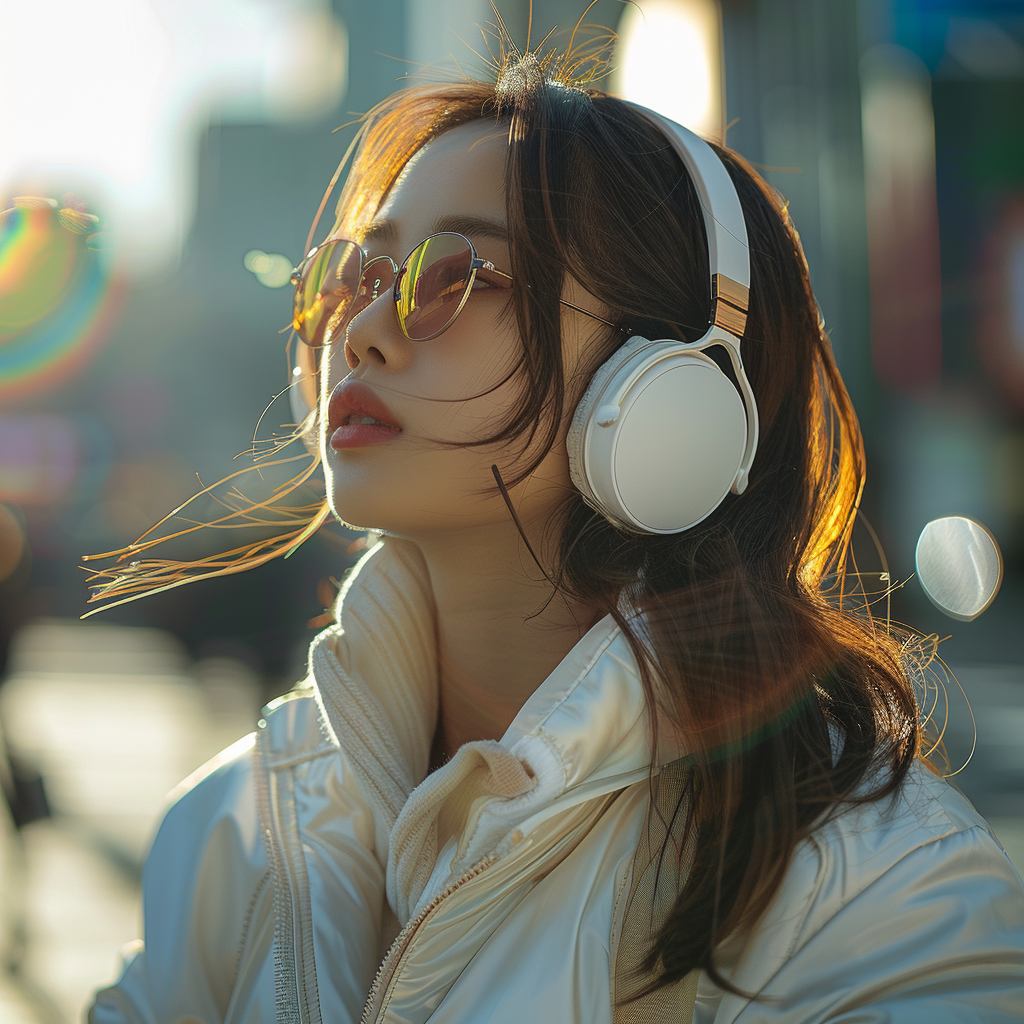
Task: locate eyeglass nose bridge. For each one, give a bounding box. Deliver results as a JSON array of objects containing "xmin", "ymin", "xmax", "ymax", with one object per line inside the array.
[
  {"xmin": 392, "ymin": 263, "xmax": 408, "ymax": 298},
  {"xmin": 357, "ymin": 253, "xmax": 399, "ymax": 313}
]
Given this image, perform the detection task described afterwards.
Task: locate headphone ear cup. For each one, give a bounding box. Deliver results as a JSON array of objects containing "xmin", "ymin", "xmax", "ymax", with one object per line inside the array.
[
  {"xmin": 568, "ymin": 335, "xmax": 665, "ymax": 510},
  {"xmin": 568, "ymin": 337, "xmax": 748, "ymax": 534}
]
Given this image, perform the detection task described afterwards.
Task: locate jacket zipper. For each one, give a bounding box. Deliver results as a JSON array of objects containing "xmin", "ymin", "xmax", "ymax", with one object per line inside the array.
[
  {"xmin": 254, "ymin": 724, "xmax": 326, "ymax": 1024},
  {"xmin": 359, "ymin": 791, "xmax": 622, "ymax": 1023},
  {"xmin": 359, "ymin": 853, "xmax": 499, "ymax": 1024}
]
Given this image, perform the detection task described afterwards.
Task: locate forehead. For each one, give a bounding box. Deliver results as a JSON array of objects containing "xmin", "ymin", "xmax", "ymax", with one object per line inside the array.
[{"xmin": 370, "ymin": 120, "xmax": 508, "ymax": 239}]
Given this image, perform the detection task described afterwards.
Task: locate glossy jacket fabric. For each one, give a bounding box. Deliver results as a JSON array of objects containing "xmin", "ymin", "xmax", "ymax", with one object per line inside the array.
[{"xmin": 90, "ymin": 538, "xmax": 1024, "ymax": 1023}]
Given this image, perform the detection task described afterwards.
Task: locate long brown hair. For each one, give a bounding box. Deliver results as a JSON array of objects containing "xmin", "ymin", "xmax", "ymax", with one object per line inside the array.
[
  {"xmin": 325, "ymin": 51, "xmax": 922, "ymax": 998},
  {"xmin": 86, "ymin": 33, "xmax": 925, "ymax": 1001}
]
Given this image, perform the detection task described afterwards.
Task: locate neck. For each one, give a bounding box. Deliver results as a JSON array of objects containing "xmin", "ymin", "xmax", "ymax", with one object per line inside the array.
[{"xmin": 394, "ymin": 521, "xmax": 604, "ymax": 762}]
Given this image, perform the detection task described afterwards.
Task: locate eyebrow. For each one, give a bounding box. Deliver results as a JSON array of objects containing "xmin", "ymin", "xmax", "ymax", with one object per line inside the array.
[
  {"xmin": 434, "ymin": 214, "xmax": 508, "ymax": 241},
  {"xmin": 361, "ymin": 214, "xmax": 508, "ymax": 245}
]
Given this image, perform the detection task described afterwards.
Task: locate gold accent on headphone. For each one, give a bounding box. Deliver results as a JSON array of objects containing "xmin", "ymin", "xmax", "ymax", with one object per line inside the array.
[{"xmin": 712, "ymin": 273, "xmax": 749, "ymax": 336}]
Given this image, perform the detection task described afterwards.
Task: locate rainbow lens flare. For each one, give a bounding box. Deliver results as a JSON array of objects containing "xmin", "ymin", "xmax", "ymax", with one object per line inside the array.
[{"xmin": 0, "ymin": 198, "xmax": 124, "ymax": 401}]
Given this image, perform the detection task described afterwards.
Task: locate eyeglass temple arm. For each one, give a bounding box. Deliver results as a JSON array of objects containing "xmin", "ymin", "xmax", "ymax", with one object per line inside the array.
[
  {"xmin": 558, "ymin": 298, "xmax": 621, "ymax": 331},
  {"xmin": 476, "ymin": 261, "xmax": 623, "ymax": 333}
]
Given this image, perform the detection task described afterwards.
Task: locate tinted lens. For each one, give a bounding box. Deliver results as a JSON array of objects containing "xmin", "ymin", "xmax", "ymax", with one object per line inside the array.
[
  {"xmin": 396, "ymin": 232, "xmax": 474, "ymax": 340},
  {"xmin": 293, "ymin": 238, "xmax": 363, "ymax": 347},
  {"xmin": 354, "ymin": 255, "xmax": 396, "ymax": 321}
]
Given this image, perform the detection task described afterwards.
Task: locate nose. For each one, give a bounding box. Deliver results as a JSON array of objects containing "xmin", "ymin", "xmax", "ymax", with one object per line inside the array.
[{"xmin": 339, "ymin": 281, "xmax": 413, "ymax": 372}]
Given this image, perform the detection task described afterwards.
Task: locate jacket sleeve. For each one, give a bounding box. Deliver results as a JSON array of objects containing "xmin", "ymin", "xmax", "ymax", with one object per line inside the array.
[
  {"xmin": 88, "ymin": 733, "xmax": 274, "ymax": 1024},
  {"xmin": 89, "ymin": 692, "xmax": 389, "ymax": 1024},
  {"xmin": 721, "ymin": 824, "xmax": 1024, "ymax": 1023}
]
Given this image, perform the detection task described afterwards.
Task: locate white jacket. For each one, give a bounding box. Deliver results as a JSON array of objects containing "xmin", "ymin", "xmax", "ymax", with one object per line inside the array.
[{"xmin": 90, "ymin": 538, "xmax": 1024, "ymax": 1023}]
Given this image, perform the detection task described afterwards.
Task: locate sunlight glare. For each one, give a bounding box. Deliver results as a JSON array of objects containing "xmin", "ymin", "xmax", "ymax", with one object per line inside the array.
[
  {"xmin": 613, "ymin": 0, "xmax": 724, "ymax": 141},
  {"xmin": 0, "ymin": 0, "xmax": 348, "ymax": 277}
]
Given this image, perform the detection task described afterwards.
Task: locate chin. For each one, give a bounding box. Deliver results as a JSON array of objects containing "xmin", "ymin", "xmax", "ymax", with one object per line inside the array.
[
  {"xmin": 327, "ymin": 479, "xmax": 414, "ymax": 537},
  {"xmin": 327, "ymin": 493, "xmax": 385, "ymax": 535}
]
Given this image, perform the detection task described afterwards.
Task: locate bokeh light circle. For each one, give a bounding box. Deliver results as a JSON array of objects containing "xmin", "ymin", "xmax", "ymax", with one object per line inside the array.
[
  {"xmin": 0, "ymin": 197, "xmax": 123, "ymax": 401},
  {"xmin": 915, "ymin": 516, "xmax": 1003, "ymax": 621}
]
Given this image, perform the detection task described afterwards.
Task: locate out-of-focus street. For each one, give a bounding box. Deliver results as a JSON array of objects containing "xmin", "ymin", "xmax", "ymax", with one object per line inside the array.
[{"xmin": 0, "ymin": 622, "xmax": 260, "ymax": 1021}]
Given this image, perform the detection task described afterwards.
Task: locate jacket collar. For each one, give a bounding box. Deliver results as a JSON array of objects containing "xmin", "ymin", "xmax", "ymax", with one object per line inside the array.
[{"xmin": 310, "ymin": 537, "xmax": 670, "ymax": 924}]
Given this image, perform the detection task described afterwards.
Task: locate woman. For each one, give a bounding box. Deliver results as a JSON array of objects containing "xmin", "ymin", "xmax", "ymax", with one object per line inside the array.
[{"xmin": 89, "ymin": 39, "xmax": 1024, "ymax": 1024}]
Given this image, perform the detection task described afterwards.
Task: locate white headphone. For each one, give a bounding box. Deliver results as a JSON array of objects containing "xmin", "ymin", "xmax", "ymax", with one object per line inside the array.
[{"xmin": 567, "ymin": 106, "xmax": 759, "ymax": 535}]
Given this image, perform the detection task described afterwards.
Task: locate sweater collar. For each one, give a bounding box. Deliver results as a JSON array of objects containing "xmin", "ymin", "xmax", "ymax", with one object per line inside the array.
[{"xmin": 310, "ymin": 537, "xmax": 670, "ymax": 923}]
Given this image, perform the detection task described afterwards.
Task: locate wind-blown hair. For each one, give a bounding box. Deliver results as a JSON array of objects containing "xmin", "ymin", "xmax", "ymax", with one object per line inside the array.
[
  {"xmin": 325, "ymin": 54, "xmax": 923, "ymax": 999},
  {"xmin": 86, "ymin": 36, "xmax": 927, "ymax": 1003}
]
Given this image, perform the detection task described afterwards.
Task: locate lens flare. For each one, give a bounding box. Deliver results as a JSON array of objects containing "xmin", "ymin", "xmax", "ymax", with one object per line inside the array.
[{"xmin": 0, "ymin": 199, "xmax": 124, "ymax": 401}]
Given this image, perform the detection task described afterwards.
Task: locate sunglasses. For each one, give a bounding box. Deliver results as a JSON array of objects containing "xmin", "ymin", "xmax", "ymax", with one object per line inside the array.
[{"xmin": 290, "ymin": 229, "xmax": 619, "ymax": 347}]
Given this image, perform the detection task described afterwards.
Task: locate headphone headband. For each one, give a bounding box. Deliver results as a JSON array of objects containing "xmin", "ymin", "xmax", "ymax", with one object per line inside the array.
[{"xmin": 625, "ymin": 104, "xmax": 751, "ymax": 337}]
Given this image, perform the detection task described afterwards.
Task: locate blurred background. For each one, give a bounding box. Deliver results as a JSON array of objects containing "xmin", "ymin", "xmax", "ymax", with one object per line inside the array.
[{"xmin": 0, "ymin": 0, "xmax": 1022, "ymax": 1018}]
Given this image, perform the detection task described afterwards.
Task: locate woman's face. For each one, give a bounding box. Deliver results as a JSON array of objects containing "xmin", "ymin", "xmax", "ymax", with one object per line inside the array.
[{"xmin": 320, "ymin": 119, "xmax": 600, "ymax": 541}]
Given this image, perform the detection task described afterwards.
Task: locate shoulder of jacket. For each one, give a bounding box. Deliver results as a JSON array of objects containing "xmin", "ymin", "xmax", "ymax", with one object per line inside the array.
[
  {"xmin": 820, "ymin": 758, "xmax": 1002, "ymax": 865},
  {"xmin": 141, "ymin": 689, "xmax": 342, "ymax": 912},
  {"xmin": 258, "ymin": 684, "xmax": 338, "ymax": 767},
  {"xmin": 755, "ymin": 760, "xmax": 1019, "ymax": 952},
  {"xmin": 162, "ymin": 731, "xmax": 257, "ymax": 816},
  {"xmin": 157, "ymin": 687, "xmax": 334, "ymax": 820},
  {"xmin": 143, "ymin": 731, "xmax": 268, "ymax": 902},
  {"xmin": 709, "ymin": 760, "xmax": 1024, "ymax": 1002}
]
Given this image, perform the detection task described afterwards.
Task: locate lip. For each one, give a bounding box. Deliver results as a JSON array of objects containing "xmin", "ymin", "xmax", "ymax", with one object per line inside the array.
[{"xmin": 327, "ymin": 378, "xmax": 403, "ymax": 449}]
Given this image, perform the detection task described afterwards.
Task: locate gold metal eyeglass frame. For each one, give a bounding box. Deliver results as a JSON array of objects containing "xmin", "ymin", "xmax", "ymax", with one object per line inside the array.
[{"xmin": 290, "ymin": 230, "xmax": 622, "ymax": 345}]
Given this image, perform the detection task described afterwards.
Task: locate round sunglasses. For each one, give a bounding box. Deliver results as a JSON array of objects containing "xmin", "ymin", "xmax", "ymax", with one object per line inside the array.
[{"xmin": 290, "ymin": 230, "xmax": 619, "ymax": 348}]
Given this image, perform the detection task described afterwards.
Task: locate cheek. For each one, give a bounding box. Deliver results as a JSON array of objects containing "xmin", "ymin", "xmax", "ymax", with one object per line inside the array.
[
  {"xmin": 320, "ymin": 336, "xmax": 523, "ymax": 532},
  {"xmin": 404, "ymin": 320, "xmax": 525, "ymax": 441}
]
